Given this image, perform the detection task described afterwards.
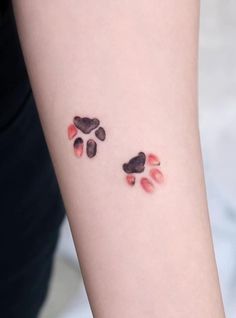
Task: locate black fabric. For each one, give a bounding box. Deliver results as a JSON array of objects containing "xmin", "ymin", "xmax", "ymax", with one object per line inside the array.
[
  {"xmin": 0, "ymin": 1, "xmax": 30, "ymax": 129},
  {"xmin": 0, "ymin": 3, "xmax": 66, "ymax": 318},
  {"xmin": 0, "ymin": 1, "xmax": 9, "ymax": 19}
]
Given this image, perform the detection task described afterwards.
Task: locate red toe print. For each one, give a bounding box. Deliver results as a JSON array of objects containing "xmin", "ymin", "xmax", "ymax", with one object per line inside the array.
[
  {"xmin": 68, "ymin": 124, "xmax": 77, "ymax": 140},
  {"xmin": 150, "ymin": 168, "xmax": 164, "ymax": 184},
  {"xmin": 126, "ymin": 174, "xmax": 135, "ymax": 186},
  {"xmin": 122, "ymin": 151, "xmax": 164, "ymax": 194},
  {"xmin": 68, "ymin": 115, "xmax": 106, "ymax": 159},
  {"xmin": 140, "ymin": 177, "xmax": 154, "ymax": 193},
  {"xmin": 147, "ymin": 153, "xmax": 160, "ymax": 166},
  {"xmin": 74, "ymin": 137, "xmax": 83, "ymax": 157}
]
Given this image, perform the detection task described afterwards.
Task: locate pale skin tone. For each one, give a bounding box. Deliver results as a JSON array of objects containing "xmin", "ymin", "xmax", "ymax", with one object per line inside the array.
[{"xmin": 13, "ymin": 1, "xmax": 225, "ymax": 317}]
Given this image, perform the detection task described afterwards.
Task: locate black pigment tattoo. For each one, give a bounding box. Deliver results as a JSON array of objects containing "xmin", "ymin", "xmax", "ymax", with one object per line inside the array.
[
  {"xmin": 95, "ymin": 127, "xmax": 106, "ymax": 141},
  {"xmin": 123, "ymin": 152, "xmax": 146, "ymax": 174},
  {"xmin": 73, "ymin": 117, "xmax": 100, "ymax": 134},
  {"xmin": 68, "ymin": 115, "xmax": 106, "ymax": 159},
  {"xmin": 122, "ymin": 152, "xmax": 163, "ymax": 193},
  {"xmin": 74, "ymin": 137, "xmax": 84, "ymax": 157},
  {"xmin": 87, "ymin": 139, "xmax": 97, "ymax": 158}
]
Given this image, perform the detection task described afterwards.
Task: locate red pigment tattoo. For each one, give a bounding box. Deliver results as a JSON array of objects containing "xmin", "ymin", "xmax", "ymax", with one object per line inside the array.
[
  {"xmin": 67, "ymin": 116, "xmax": 106, "ymax": 158},
  {"xmin": 147, "ymin": 153, "xmax": 160, "ymax": 166},
  {"xmin": 74, "ymin": 137, "xmax": 83, "ymax": 157},
  {"xmin": 68, "ymin": 124, "xmax": 77, "ymax": 140},
  {"xmin": 126, "ymin": 174, "xmax": 135, "ymax": 186},
  {"xmin": 149, "ymin": 168, "xmax": 163, "ymax": 183},
  {"xmin": 140, "ymin": 177, "xmax": 154, "ymax": 193},
  {"xmin": 122, "ymin": 152, "xmax": 164, "ymax": 193}
]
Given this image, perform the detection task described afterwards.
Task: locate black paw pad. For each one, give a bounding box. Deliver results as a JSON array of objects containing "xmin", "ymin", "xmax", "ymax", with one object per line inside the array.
[
  {"xmin": 87, "ymin": 139, "xmax": 97, "ymax": 158},
  {"xmin": 123, "ymin": 152, "xmax": 146, "ymax": 173},
  {"xmin": 73, "ymin": 117, "xmax": 100, "ymax": 134},
  {"xmin": 95, "ymin": 127, "xmax": 106, "ymax": 141}
]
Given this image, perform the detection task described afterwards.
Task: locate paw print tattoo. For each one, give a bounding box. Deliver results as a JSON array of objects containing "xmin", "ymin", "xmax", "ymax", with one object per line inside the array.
[
  {"xmin": 122, "ymin": 152, "xmax": 164, "ymax": 193},
  {"xmin": 67, "ymin": 116, "xmax": 106, "ymax": 158}
]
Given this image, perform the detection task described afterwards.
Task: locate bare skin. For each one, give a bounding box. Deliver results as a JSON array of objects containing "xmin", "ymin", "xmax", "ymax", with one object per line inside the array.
[{"xmin": 13, "ymin": 1, "xmax": 225, "ymax": 317}]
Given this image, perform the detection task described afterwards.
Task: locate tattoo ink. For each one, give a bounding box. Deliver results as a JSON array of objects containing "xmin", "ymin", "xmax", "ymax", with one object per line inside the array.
[
  {"xmin": 140, "ymin": 177, "xmax": 154, "ymax": 193},
  {"xmin": 123, "ymin": 152, "xmax": 146, "ymax": 173},
  {"xmin": 68, "ymin": 124, "xmax": 77, "ymax": 140},
  {"xmin": 68, "ymin": 116, "xmax": 106, "ymax": 158},
  {"xmin": 73, "ymin": 117, "xmax": 100, "ymax": 134},
  {"xmin": 122, "ymin": 152, "xmax": 164, "ymax": 193},
  {"xmin": 74, "ymin": 137, "xmax": 84, "ymax": 157},
  {"xmin": 149, "ymin": 168, "xmax": 164, "ymax": 184},
  {"xmin": 95, "ymin": 127, "xmax": 106, "ymax": 141},
  {"xmin": 126, "ymin": 174, "xmax": 136, "ymax": 186},
  {"xmin": 87, "ymin": 139, "xmax": 97, "ymax": 158},
  {"xmin": 147, "ymin": 153, "xmax": 160, "ymax": 166}
]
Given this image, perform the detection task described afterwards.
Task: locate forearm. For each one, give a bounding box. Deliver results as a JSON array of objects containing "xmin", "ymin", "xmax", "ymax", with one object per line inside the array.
[{"xmin": 13, "ymin": 1, "xmax": 225, "ymax": 317}]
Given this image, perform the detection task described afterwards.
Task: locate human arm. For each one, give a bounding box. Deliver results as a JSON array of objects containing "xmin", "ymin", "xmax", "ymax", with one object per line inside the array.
[{"xmin": 13, "ymin": 1, "xmax": 225, "ymax": 317}]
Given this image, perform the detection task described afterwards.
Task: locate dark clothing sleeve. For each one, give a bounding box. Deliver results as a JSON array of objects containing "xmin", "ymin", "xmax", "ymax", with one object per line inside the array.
[{"xmin": 0, "ymin": 3, "xmax": 66, "ymax": 317}]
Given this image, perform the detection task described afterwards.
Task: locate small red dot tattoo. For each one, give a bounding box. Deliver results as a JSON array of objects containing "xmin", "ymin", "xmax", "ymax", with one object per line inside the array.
[
  {"xmin": 122, "ymin": 152, "xmax": 164, "ymax": 193},
  {"xmin": 67, "ymin": 116, "xmax": 106, "ymax": 158}
]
